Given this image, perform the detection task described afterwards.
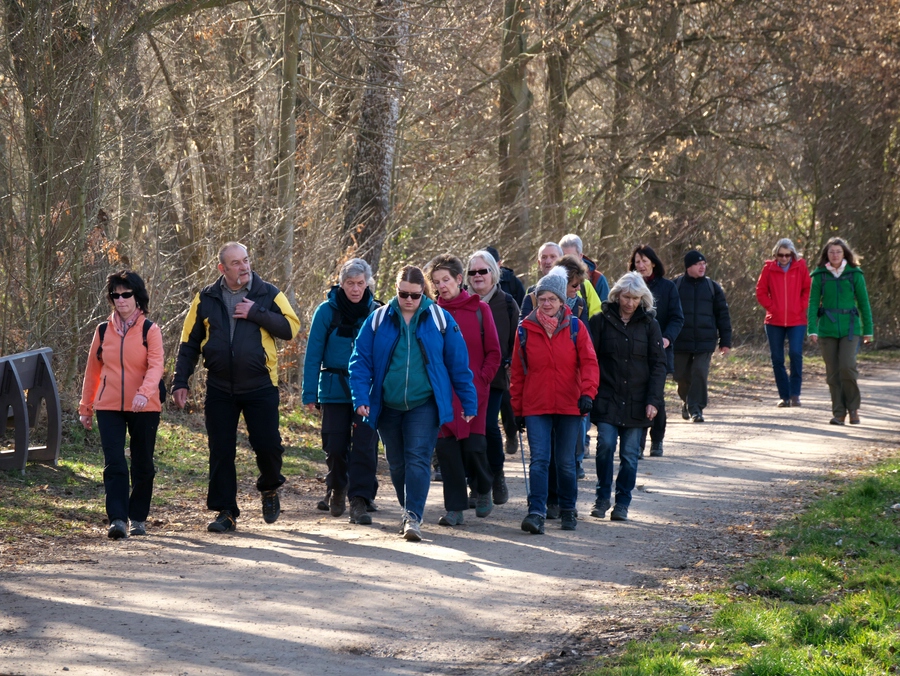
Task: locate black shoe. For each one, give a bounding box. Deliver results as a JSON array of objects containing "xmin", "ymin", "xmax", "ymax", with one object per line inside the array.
[
  {"xmin": 128, "ymin": 520, "xmax": 146, "ymax": 536},
  {"xmin": 681, "ymin": 402, "xmax": 690, "ymax": 420},
  {"xmin": 492, "ymin": 470, "xmax": 509, "ymax": 505},
  {"xmin": 505, "ymin": 437, "xmax": 518, "ymax": 456},
  {"xmin": 576, "ymin": 463, "xmax": 586, "ymax": 480},
  {"xmin": 590, "ymin": 499, "xmax": 611, "ymax": 518},
  {"xmin": 546, "ymin": 503, "xmax": 560, "ymax": 519},
  {"xmin": 208, "ymin": 510, "xmax": 236, "ymax": 533},
  {"xmin": 691, "ymin": 413, "xmax": 705, "ymax": 423},
  {"xmin": 521, "ymin": 513, "xmax": 545, "ymax": 534},
  {"xmin": 316, "ymin": 489, "xmax": 331, "ymax": 511},
  {"xmin": 365, "ymin": 499, "xmax": 378, "ymax": 512},
  {"xmin": 349, "ymin": 497, "xmax": 372, "ymax": 525},
  {"xmin": 107, "ymin": 519, "xmax": 128, "ymax": 540},
  {"xmin": 261, "ymin": 489, "xmax": 281, "ymax": 524},
  {"xmin": 610, "ymin": 505, "xmax": 629, "ymax": 521},
  {"xmin": 649, "ymin": 441, "xmax": 664, "ymax": 457},
  {"xmin": 330, "ymin": 488, "xmax": 346, "ymax": 517},
  {"xmin": 560, "ymin": 510, "xmax": 577, "ymax": 531},
  {"xmin": 830, "ymin": 416, "xmax": 845, "ymax": 426},
  {"xmin": 777, "ymin": 399, "xmax": 791, "ymax": 408}
]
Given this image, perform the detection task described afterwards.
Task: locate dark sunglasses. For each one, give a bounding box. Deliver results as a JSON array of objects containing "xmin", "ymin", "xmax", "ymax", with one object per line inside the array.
[
  {"xmin": 467, "ymin": 268, "xmax": 490, "ymax": 277},
  {"xmin": 776, "ymin": 253, "xmax": 792, "ymax": 259},
  {"xmin": 397, "ymin": 291, "xmax": 423, "ymax": 300},
  {"xmin": 109, "ymin": 291, "xmax": 134, "ymax": 300}
]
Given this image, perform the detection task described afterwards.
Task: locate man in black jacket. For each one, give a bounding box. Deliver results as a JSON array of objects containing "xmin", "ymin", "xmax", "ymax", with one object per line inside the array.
[
  {"xmin": 173, "ymin": 242, "xmax": 300, "ymax": 532},
  {"xmin": 672, "ymin": 250, "xmax": 732, "ymax": 423}
]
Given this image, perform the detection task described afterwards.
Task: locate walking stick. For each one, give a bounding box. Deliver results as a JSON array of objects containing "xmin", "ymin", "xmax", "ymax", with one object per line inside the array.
[{"xmin": 518, "ymin": 428, "xmax": 530, "ymax": 497}]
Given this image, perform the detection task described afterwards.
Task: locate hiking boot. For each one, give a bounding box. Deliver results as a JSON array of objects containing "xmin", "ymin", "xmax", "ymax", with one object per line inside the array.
[
  {"xmin": 261, "ymin": 489, "xmax": 281, "ymax": 524},
  {"xmin": 521, "ymin": 513, "xmax": 545, "ymax": 534},
  {"xmin": 545, "ymin": 503, "xmax": 560, "ymax": 520},
  {"xmin": 129, "ymin": 520, "xmax": 146, "ymax": 536},
  {"xmin": 590, "ymin": 499, "xmax": 611, "ymax": 519},
  {"xmin": 492, "ymin": 471, "xmax": 509, "ymax": 505},
  {"xmin": 681, "ymin": 402, "xmax": 690, "ymax": 420},
  {"xmin": 365, "ymin": 499, "xmax": 378, "ymax": 512},
  {"xmin": 468, "ymin": 486, "xmax": 477, "ymax": 509},
  {"xmin": 560, "ymin": 510, "xmax": 577, "ymax": 531},
  {"xmin": 330, "ymin": 488, "xmax": 346, "ymax": 517},
  {"xmin": 438, "ymin": 510, "xmax": 465, "ymax": 526},
  {"xmin": 402, "ymin": 518, "xmax": 422, "ymax": 542},
  {"xmin": 349, "ymin": 497, "xmax": 372, "ymax": 525},
  {"xmin": 777, "ymin": 399, "xmax": 791, "ymax": 408},
  {"xmin": 649, "ymin": 442, "xmax": 664, "ymax": 457},
  {"xmin": 610, "ymin": 505, "xmax": 629, "ymax": 521},
  {"xmin": 207, "ymin": 510, "xmax": 236, "ymax": 533},
  {"xmin": 505, "ymin": 436, "xmax": 518, "ymax": 456},
  {"xmin": 691, "ymin": 413, "xmax": 705, "ymax": 423},
  {"xmin": 849, "ymin": 410, "xmax": 860, "ymax": 425},
  {"xmin": 790, "ymin": 396, "xmax": 801, "ymax": 407},
  {"xmin": 107, "ymin": 519, "xmax": 128, "ymax": 540},
  {"xmin": 475, "ymin": 492, "xmax": 493, "ymax": 518},
  {"xmin": 316, "ymin": 489, "xmax": 331, "ymax": 511},
  {"xmin": 576, "ymin": 462, "xmax": 586, "ymax": 480},
  {"xmin": 830, "ymin": 415, "xmax": 845, "ymax": 426}
]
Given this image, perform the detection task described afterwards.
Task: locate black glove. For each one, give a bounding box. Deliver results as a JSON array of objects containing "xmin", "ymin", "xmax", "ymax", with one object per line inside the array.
[
  {"xmin": 578, "ymin": 395, "xmax": 594, "ymax": 416},
  {"xmin": 515, "ymin": 416, "xmax": 526, "ymax": 432}
]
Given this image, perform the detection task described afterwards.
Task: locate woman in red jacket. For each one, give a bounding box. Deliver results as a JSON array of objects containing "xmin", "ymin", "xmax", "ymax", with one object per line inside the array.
[
  {"xmin": 755, "ymin": 238, "xmax": 811, "ymax": 407},
  {"xmin": 426, "ymin": 254, "xmax": 502, "ymax": 526},
  {"xmin": 79, "ymin": 271, "xmax": 164, "ymax": 539},
  {"xmin": 510, "ymin": 267, "xmax": 599, "ymax": 534}
]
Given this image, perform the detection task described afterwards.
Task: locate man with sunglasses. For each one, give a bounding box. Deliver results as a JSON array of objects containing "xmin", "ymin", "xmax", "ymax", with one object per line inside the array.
[{"xmin": 172, "ymin": 242, "xmax": 300, "ymax": 533}]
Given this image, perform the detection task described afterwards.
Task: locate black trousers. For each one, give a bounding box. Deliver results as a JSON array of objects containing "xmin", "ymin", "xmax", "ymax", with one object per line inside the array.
[
  {"xmin": 205, "ymin": 385, "xmax": 286, "ymax": 518},
  {"xmin": 96, "ymin": 410, "xmax": 159, "ymax": 523},
  {"xmin": 640, "ymin": 397, "xmax": 668, "ymax": 449},
  {"xmin": 674, "ymin": 351, "xmax": 713, "ymax": 414},
  {"xmin": 321, "ymin": 403, "xmax": 379, "ymax": 501},
  {"xmin": 499, "ymin": 389, "xmax": 517, "ymax": 442},
  {"xmin": 436, "ymin": 434, "xmax": 491, "ymax": 511}
]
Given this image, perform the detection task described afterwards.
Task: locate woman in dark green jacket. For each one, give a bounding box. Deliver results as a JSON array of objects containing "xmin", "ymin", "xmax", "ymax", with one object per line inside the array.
[{"xmin": 808, "ymin": 237, "xmax": 873, "ymax": 426}]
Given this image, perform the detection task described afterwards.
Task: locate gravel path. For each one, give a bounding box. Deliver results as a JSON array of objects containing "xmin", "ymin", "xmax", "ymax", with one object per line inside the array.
[{"xmin": 2, "ymin": 366, "xmax": 898, "ymax": 675}]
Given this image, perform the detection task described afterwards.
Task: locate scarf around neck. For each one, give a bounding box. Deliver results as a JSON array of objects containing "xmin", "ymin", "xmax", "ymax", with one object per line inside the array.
[
  {"xmin": 335, "ymin": 287, "xmax": 372, "ymax": 337},
  {"xmin": 536, "ymin": 308, "xmax": 563, "ymax": 337}
]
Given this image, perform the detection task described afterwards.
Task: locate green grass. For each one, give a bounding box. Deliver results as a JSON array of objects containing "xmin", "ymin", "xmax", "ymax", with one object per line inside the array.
[
  {"xmin": 0, "ymin": 405, "xmax": 324, "ymax": 546},
  {"xmin": 583, "ymin": 456, "xmax": 900, "ymax": 675}
]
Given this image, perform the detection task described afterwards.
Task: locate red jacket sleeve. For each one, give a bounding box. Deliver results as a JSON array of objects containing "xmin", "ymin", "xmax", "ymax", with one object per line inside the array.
[{"xmin": 756, "ymin": 263, "xmax": 772, "ymax": 311}]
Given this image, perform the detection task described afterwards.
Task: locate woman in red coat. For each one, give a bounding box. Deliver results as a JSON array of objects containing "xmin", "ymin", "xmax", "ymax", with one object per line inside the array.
[
  {"xmin": 509, "ymin": 267, "xmax": 599, "ymax": 534},
  {"xmin": 755, "ymin": 238, "xmax": 811, "ymax": 407},
  {"xmin": 426, "ymin": 254, "xmax": 502, "ymax": 526}
]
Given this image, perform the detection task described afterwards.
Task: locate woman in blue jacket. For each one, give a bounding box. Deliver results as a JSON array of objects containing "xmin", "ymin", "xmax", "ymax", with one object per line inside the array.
[
  {"xmin": 302, "ymin": 258, "xmax": 381, "ymax": 524},
  {"xmin": 350, "ymin": 265, "xmax": 478, "ymax": 542}
]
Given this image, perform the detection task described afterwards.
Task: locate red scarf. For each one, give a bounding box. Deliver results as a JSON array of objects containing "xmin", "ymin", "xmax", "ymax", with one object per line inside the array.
[{"xmin": 536, "ymin": 308, "xmax": 561, "ymax": 337}]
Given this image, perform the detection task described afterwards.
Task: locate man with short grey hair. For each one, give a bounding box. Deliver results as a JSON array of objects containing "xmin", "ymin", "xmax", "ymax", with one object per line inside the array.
[
  {"xmin": 173, "ymin": 242, "xmax": 300, "ymax": 533},
  {"xmin": 560, "ymin": 233, "xmax": 610, "ymax": 301}
]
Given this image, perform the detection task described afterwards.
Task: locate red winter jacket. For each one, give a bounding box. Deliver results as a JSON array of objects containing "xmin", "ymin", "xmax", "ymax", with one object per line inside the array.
[
  {"xmin": 509, "ymin": 307, "xmax": 599, "ymax": 417},
  {"xmin": 437, "ymin": 289, "xmax": 501, "ymax": 438},
  {"xmin": 756, "ymin": 258, "xmax": 811, "ymax": 327}
]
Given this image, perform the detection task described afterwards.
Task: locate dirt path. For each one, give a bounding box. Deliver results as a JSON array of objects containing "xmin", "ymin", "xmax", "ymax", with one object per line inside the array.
[{"xmin": 2, "ymin": 366, "xmax": 899, "ymax": 676}]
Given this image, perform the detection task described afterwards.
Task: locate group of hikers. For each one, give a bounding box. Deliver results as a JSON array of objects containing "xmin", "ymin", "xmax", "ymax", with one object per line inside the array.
[{"xmin": 78, "ymin": 235, "xmax": 873, "ymax": 541}]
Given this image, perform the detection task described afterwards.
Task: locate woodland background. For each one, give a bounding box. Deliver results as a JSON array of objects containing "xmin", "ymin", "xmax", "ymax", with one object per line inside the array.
[{"xmin": 0, "ymin": 0, "xmax": 898, "ymax": 402}]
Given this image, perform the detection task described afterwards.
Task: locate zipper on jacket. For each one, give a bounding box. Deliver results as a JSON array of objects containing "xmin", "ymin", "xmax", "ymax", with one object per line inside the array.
[{"xmin": 404, "ymin": 320, "xmax": 411, "ymax": 409}]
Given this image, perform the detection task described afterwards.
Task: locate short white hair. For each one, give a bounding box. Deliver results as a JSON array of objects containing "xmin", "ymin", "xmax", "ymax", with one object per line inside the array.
[
  {"xmin": 538, "ymin": 242, "xmax": 562, "ymax": 257},
  {"xmin": 608, "ymin": 272, "xmax": 655, "ymax": 312},
  {"xmin": 559, "ymin": 234, "xmax": 583, "ymax": 254},
  {"xmin": 467, "ymin": 250, "xmax": 501, "ymax": 284},
  {"xmin": 339, "ymin": 258, "xmax": 373, "ymax": 284}
]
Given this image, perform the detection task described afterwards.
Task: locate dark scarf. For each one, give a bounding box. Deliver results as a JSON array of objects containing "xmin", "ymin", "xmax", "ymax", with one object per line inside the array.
[{"xmin": 335, "ymin": 287, "xmax": 372, "ymax": 337}]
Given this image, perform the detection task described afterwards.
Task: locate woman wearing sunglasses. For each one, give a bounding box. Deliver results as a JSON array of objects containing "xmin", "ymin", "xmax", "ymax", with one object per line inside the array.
[
  {"xmin": 755, "ymin": 238, "xmax": 812, "ymax": 408},
  {"xmin": 350, "ymin": 265, "xmax": 478, "ymax": 541},
  {"xmin": 79, "ymin": 271, "xmax": 164, "ymax": 539},
  {"xmin": 426, "ymin": 253, "xmax": 501, "ymax": 527}
]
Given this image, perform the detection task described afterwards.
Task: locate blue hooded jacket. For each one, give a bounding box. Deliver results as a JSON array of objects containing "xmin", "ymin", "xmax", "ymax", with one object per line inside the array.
[{"xmin": 349, "ymin": 297, "xmax": 478, "ymax": 430}]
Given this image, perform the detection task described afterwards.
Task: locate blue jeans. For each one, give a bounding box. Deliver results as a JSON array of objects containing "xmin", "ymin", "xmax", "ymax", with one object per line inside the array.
[
  {"xmin": 765, "ymin": 324, "xmax": 806, "ymax": 400},
  {"xmin": 376, "ymin": 399, "xmax": 440, "ymax": 522},
  {"xmin": 595, "ymin": 423, "xmax": 643, "ymax": 509},
  {"xmin": 525, "ymin": 414, "xmax": 581, "ymax": 515}
]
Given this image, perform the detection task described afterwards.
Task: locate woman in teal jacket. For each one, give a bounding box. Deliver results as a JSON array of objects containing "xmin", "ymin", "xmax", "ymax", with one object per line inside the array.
[
  {"xmin": 302, "ymin": 258, "xmax": 381, "ymax": 524},
  {"xmin": 808, "ymin": 237, "xmax": 873, "ymax": 425},
  {"xmin": 349, "ymin": 265, "xmax": 477, "ymax": 542}
]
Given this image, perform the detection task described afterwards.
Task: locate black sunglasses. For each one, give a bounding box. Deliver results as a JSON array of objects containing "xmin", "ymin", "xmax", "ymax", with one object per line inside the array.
[
  {"xmin": 467, "ymin": 268, "xmax": 490, "ymax": 277},
  {"xmin": 397, "ymin": 291, "xmax": 423, "ymax": 300},
  {"xmin": 109, "ymin": 291, "xmax": 134, "ymax": 300}
]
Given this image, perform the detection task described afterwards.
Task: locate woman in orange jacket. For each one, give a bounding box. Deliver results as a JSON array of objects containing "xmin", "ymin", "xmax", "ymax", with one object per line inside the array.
[{"xmin": 79, "ymin": 271, "xmax": 164, "ymax": 539}]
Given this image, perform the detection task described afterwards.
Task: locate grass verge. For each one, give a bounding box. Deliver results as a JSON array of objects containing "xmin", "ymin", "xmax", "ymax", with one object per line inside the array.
[{"xmin": 583, "ymin": 454, "xmax": 900, "ymax": 675}]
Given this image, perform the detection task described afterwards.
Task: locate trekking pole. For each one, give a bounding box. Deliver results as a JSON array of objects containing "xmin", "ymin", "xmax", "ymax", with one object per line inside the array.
[{"xmin": 518, "ymin": 428, "xmax": 530, "ymax": 497}]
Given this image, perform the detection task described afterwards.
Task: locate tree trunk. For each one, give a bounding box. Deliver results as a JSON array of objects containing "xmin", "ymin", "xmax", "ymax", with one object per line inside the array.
[
  {"xmin": 542, "ymin": 0, "xmax": 569, "ymax": 234},
  {"xmin": 599, "ymin": 18, "xmax": 632, "ymax": 238}
]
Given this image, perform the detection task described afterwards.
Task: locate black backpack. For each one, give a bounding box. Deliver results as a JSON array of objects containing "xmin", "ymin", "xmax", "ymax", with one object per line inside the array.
[{"xmin": 97, "ymin": 319, "xmax": 167, "ymax": 403}]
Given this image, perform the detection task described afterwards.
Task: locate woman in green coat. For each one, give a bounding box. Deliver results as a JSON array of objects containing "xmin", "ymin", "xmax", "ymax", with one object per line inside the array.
[{"xmin": 808, "ymin": 237, "xmax": 873, "ymax": 425}]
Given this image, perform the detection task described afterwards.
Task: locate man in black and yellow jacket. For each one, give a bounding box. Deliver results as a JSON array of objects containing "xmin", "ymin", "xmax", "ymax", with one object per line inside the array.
[{"xmin": 173, "ymin": 242, "xmax": 300, "ymax": 533}]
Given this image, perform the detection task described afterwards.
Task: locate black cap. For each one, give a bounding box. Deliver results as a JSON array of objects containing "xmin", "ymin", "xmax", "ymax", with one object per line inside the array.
[{"xmin": 684, "ymin": 250, "xmax": 706, "ymax": 269}]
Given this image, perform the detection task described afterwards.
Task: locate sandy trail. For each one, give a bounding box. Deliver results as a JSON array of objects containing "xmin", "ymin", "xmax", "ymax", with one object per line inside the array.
[{"xmin": 2, "ymin": 367, "xmax": 898, "ymax": 675}]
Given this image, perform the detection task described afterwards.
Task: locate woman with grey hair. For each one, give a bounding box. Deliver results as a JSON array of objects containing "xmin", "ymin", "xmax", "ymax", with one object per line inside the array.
[
  {"xmin": 467, "ymin": 249, "xmax": 519, "ymax": 506},
  {"xmin": 755, "ymin": 238, "xmax": 811, "ymax": 407},
  {"xmin": 302, "ymin": 258, "xmax": 381, "ymax": 524},
  {"xmin": 589, "ymin": 272, "xmax": 666, "ymax": 522}
]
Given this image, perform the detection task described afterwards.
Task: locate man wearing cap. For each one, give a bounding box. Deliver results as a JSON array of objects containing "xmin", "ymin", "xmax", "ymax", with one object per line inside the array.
[{"xmin": 672, "ymin": 250, "xmax": 732, "ymax": 423}]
